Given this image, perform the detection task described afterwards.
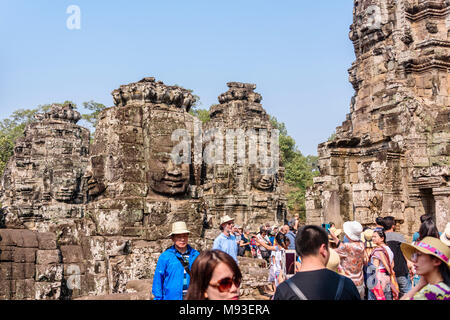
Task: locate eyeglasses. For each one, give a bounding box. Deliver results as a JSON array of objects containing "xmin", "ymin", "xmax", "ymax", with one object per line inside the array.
[
  {"xmin": 411, "ymin": 251, "xmax": 424, "ymax": 262},
  {"xmin": 209, "ymin": 277, "xmax": 241, "ymax": 292}
]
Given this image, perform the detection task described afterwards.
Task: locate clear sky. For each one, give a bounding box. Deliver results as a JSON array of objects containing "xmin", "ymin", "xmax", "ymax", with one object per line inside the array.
[{"xmin": 0, "ymin": 0, "xmax": 356, "ymax": 156}]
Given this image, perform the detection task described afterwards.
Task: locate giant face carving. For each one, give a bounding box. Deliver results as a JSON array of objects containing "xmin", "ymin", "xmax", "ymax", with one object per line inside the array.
[
  {"xmin": 49, "ymin": 168, "xmax": 80, "ymax": 202},
  {"xmin": 148, "ymin": 135, "xmax": 190, "ymax": 196},
  {"xmin": 44, "ymin": 158, "xmax": 81, "ymax": 203},
  {"xmin": 249, "ymin": 165, "xmax": 275, "ymax": 191}
]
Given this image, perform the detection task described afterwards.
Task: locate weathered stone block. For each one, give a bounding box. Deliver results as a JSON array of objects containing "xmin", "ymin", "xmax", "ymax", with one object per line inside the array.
[
  {"xmin": 35, "ymin": 264, "xmax": 63, "ymax": 282},
  {"xmin": 21, "ymin": 230, "xmax": 38, "ymax": 248},
  {"xmin": 0, "ymin": 280, "xmax": 12, "ymax": 300},
  {"xmin": 63, "ymin": 263, "xmax": 86, "ymax": 275},
  {"xmin": 0, "ymin": 230, "xmax": 23, "ymax": 247},
  {"xmin": 0, "ymin": 246, "xmax": 14, "ymax": 262},
  {"xmin": 34, "ymin": 282, "xmax": 61, "ymax": 300},
  {"xmin": 37, "ymin": 233, "xmax": 57, "ymax": 250},
  {"xmin": 12, "ymin": 248, "xmax": 37, "ymax": 263},
  {"xmin": 36, "ymin": 250, "xmax": 60, "ymax": 265},
  {"xmin": 12, "ymin": 263, "xmax": 35, "ymax": 280},
  {"xmin": 11, "ymin": 279, "xmax": 35, "ymax": 300},
  {"xmin": 0, "ymin": 263, "xmax": 13, "ymax": 280},
  {"xmin": 60, "ymin": 245, "xmax": 84, "ymax": 264}
]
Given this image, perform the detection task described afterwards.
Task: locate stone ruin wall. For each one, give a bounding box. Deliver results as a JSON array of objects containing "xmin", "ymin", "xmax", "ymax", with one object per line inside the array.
[
  {"xmin": 306, "ymin": 0, "xmax": 450, "ymax": 237},
  {"xmin": 0, "ymin": 78, "xmax": 283, "ymax": 300}
]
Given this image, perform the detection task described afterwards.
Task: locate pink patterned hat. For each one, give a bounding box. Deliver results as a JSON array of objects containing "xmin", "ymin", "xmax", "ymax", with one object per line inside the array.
[{"xmin": 401, "ymin": 237, "xmax": 450, "ymax": 270}]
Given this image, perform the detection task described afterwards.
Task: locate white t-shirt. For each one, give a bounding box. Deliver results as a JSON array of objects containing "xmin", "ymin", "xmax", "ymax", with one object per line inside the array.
[{"xmin": 270, "ymin": 249, "xmax": 283, "ymax": 272}]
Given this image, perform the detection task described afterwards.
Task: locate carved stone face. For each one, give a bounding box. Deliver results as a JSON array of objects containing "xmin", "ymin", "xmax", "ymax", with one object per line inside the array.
[
  {"xmin": 49, "ymin": 168, "xmax": 80, "ymax": 202},
  {"xmin": 148, "ymin": 136, "xmax": 190, "ymax": 196},
  {"xmin": 250, "ymin": 165, "xmax": 275, "ymax": 191}
]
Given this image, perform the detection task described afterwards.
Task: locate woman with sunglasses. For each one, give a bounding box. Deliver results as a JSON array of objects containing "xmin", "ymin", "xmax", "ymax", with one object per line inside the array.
[
  {"xmin": 185, "ymin": 250, "xmax": 242, "ymax": 300},
  {"xmin": 400, "ymin": 237, "xmax": 450, "ymax": 300}
]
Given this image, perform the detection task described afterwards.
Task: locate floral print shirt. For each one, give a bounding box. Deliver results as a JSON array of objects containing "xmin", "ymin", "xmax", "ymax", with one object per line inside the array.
[
  {"xmin": 412, "ymin": 282, "xmax": 450, "ymax": 300},
  {"xmin": 335, "ymin": 241, "xmax": 365, "ymax": 286}
]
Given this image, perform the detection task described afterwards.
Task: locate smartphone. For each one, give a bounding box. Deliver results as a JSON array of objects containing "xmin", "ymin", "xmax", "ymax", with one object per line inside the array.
[{"xmin": 285, "ymin": 250, "xmax": 297, "ymax": 275}]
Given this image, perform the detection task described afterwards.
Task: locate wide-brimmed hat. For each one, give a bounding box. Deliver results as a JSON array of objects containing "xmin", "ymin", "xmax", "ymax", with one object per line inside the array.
[
  {"xmin": 401, "ymin": 237, "xmax": 450, "ymax": 270},
  {"xmin": 361, "ymin": 229, "xmax": 374, "ymax": 248},
  {"xmin": 343, "ymin": 221, "xmax": 363, "ymax": 242},
  {"xmin": 440, "ymin": 223, "xmax": 450, "ymax": 247},
  {"xmin": 220, "ymin": 215, "xmax": 234, "ymax": 226},
  {"xmin": 329, "ymin": 226, "xmax": 342, "ymax": 237},
  {"xmin": 361, "ymin": 229, "xmax": 374, "ymax": 241},
  {"xmin": 168, "ymin": 221, "xmax": 190, "ymax": 237},
  {"xmin": 326, "ymin": 248, "xmax": 341, "ymax": 273},
  {"xmin": 328, "ymin": 226, "xmax": 342, "ymax": 243}
]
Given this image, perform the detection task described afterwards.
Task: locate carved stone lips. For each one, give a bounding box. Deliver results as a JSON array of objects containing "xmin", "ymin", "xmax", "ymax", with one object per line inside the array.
[{"xmin": 162, "ymin": 179, "xmax": 185, "ymax": 187}]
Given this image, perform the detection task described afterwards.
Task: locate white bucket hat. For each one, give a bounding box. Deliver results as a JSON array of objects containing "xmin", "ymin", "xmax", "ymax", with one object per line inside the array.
[
  {"xmin": 441, "ymin": 223, "xmax": 450, "ymax": 247},
  {"xmin": 220, "ymin": 215, "xmax": 234, "ymax": 226},
  {"xmin": 168, "ymin": 221, "xmax": 190, "ymax": 237},
  {"xmin": 343, "ymin": 221, "xmax": 363, "ymax": 242}
]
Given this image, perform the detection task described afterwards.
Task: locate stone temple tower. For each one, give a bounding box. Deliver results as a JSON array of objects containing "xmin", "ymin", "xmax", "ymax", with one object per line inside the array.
[
  {"xmin": 306, "ymin": 0, "xmax": 449, "ymax": 236},
  {"xmin": 202, "ymin": 82, "xmax": 287, "ymax": 231}
]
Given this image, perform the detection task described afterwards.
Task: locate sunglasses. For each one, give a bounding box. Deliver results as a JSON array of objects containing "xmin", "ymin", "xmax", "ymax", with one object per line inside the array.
[
  {"xmin": 410, "ymin": 251, "xmax": 424, "ymax": 262},
  {"xmin": 209, "ymin": 277, "xmax": 241, "ymax": 292}
]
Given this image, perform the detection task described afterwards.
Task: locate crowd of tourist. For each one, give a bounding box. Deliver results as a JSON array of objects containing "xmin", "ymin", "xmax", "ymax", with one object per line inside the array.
[{"xmin": 151, "ymin": 213, "xmax": 450, "ymax": 301}]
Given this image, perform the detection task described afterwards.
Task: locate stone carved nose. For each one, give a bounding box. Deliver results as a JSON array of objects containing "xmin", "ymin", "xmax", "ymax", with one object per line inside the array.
[{"xmin": 167, "ymin": 161, "xmax": 182, "ymax": 176}]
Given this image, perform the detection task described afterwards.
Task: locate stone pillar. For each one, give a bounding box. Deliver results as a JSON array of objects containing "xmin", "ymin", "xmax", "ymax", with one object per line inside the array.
[{"xmin": 433, "ymin": 187, "xmax": 450, "ymax": 233}]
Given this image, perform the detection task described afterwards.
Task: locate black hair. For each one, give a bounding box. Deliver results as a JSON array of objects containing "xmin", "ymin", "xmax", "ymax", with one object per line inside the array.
[
  {"xmin": 375, "ymin": 217, "xmax": 386, "ymax": 228},
  {"xmin": 420, "ymin": 214, "xmax": 433, "ymax": 224},
  {"xmin": 418, "ymin": 219, "xmax": 440, "ymax": 241},
  {"xmin": 373, "ymin": 228, "xmax": 386, "ymax": 243},
  {"xmin": 438, "ymin": 261, "xmax": 450, "ymax": 287},
  {"xmin": 295, "ymin": 225, "xmax": 329, "ymax": 257},
  {"xmin": 383, "ymin": 216, "xmax": 395, "ymax": 231}
]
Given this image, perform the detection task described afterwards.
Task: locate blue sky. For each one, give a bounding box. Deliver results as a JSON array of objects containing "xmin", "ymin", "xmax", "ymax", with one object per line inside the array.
[{"xmin": 0, "ymin": 0, "xmax": 355, "ymax": 156}]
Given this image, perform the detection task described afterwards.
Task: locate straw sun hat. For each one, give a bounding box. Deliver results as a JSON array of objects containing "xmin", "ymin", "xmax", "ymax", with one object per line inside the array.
[
  {"xmin": 168, "ymin": 221, "xmax": 190, "ymax": 237},
  {"xmin": 440, "ymin": 223, "xmax": 450, "ymax": 247},
  {"xmin": 220, "ymin": 215, "xmax": 234, "ymax": 226},
  {"xmin": 326, "ymin": 248, "xmax": 341, "ymax": 273},
  {"xmin": 401, "ymin": 237, "xmax": 450, "ymax": 270},
  {"xmin": 328, "ymin": 226, "xmax": 342, "ymax": 243}
]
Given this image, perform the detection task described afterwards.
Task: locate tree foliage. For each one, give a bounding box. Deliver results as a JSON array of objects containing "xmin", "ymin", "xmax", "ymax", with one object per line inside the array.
[
  {"xmin": 189, "ymin": 108, "xmax": 210, "ymax": 124},
  {"xmin": 270, "ymin": 116, "xmax": 319, "ymax": 221},
  {"xmin": 81, "ymin": 101, "xmax": 107, "ymax": 129}
]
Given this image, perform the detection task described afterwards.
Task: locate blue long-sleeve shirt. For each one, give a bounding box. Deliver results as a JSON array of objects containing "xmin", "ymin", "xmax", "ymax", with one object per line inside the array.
[{"xmin": 152, "ymin": 245, "xmax": 199, "ymax": 300}]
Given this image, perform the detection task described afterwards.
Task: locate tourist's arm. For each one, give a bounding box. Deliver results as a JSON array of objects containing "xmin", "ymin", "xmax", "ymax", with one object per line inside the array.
[
  {"xmin": 401, "ymin": 276, "xmax": 427, "ymax": 300},
  {"xmin": 329, "ymin": 229, "xmax": 341, "ymax": 248},
  {"xmin": 255, "ymin": 238, "xmax": 276, "ymax": 251},
  {"xmin": 239, "ymin": 239, "xmax": 249, "ymax": 247}
]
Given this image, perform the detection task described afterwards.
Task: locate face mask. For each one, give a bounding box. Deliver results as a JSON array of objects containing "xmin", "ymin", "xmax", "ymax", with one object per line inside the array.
[{"xmin": 343, "ymin": 235, "xmax": 349, "ymax": 243}]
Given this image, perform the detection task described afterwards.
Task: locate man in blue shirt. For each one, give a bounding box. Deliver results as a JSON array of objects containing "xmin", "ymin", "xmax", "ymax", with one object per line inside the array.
[
  {"xmin": 152, "ymin": 221, "xmax": 200, "ymax": 300},
  {"xmin": 213, "ymin": 215, "xmax": 239, "ymax": 264},
  {"xmin": 286, "ymin": 223, "xmax": 297, "ymax": 250}
]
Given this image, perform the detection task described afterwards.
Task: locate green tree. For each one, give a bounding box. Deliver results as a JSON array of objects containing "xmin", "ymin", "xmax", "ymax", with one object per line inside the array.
[
  {"xmin": 270, "ymin": 116, "xmax": 319, "ymax": 221},
  {"xmin": 189, "ymin": 108, "xmax": 210, "ymax": 124},
  {"xmin": 81, "ymin": 101, "xmax": 107, "ymax": 129}
]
